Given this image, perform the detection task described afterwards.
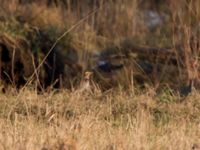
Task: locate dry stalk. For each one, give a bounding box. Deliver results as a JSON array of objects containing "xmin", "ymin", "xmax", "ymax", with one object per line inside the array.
[{"xmin": 11, "ymin": 46, "xmax": 15, "ymax": 87}]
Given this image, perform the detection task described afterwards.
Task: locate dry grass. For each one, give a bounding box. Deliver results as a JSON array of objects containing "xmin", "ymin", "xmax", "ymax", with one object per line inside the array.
[
  {"xmin": 0, "ymin": 1, "xmax": 200, "ymax": 149},
  {"xmin": 0, "ymin": 88, "xmax": 200, "ymax": 150}
]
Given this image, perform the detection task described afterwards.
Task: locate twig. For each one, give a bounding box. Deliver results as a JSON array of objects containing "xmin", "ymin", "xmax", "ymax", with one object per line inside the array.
[
  {"xmin": 31, "ymin": 54, "xmax": 44, "ymax": 92},
  {"xmin": 3, "ymin": 71, "xmax": 13, "ymax": 86},
  {"xmin": 11, "ymin": 46, "xmax": 16, "ymax": 86}
]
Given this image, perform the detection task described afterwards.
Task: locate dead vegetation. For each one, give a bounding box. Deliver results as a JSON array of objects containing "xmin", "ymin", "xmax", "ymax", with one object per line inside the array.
[
  {"xmin": 0, "ymin": 88, "xmax": 200, "ymax": 149},
  {"xmin": 0, "ymin": 0, "xmax": 200, "ymax": 149},
  {"xmin": 0, "ymin": 0, "xmax": 199, "ymax": 92},
  {"xmin": 0, "ymin": 16, "xmax": 82, "ymax": 90}
]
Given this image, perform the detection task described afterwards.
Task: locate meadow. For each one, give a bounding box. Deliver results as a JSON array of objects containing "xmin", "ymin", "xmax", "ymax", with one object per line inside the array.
[{"xmin": 0, "ymin": 0, "xmax": 200, "ymax": 149}]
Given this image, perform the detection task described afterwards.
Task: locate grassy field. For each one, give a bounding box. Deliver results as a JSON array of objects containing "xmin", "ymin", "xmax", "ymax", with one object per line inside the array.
[
  {"xmin": 0, "ymin": 0, "xmax": 200, "ymax": 149},
  {"xmin": 0, "ymin": 88, "xmax": 200, "ymax": 149}
]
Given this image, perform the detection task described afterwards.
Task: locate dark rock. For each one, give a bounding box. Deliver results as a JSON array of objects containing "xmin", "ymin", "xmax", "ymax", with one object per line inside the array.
[
  {"xmin": 95, "ymin": 60, "xmax": 123, "ymax": 73},
  {"xmin": 137, "ymin": 61, "xmax": 153, "ymax": 74},
  {"xmin": 179, "ymin": 79, "xmax": 194, "ymax": 97}
]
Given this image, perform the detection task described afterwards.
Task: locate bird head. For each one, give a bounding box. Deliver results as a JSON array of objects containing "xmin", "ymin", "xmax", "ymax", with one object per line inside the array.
[{"xmin": 84, "ymin": 71, "xmax": 93, "ymax": 80}]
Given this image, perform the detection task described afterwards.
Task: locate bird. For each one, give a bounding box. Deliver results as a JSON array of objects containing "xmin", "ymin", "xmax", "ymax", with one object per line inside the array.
[{"xmin": 76, "ymin": 71, "xmax": 94, "ymax": 93}]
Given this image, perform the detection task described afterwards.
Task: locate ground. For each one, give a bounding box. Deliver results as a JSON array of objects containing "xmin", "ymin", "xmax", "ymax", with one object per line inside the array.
[{"xmin": 0, "ymin": 87, "xmax": 200, "ymax": 150}]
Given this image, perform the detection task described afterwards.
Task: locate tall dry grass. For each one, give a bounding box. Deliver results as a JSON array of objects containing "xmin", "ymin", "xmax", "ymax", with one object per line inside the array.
[
  {"xmin": 0, "ymin": 88, "xmax": 200, "ymax": 149},
  {"xmin": 0, "ymin": 0, "xmax": 200, "ymax": 149}
]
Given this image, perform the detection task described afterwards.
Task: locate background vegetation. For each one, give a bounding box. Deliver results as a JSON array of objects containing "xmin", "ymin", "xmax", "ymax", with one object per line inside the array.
[{"xmin": 0, "ymin": 0, "xmax": 200, "ymax": 149}]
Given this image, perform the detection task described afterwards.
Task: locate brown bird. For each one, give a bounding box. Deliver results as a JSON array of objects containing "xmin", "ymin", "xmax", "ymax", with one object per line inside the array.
[{"xmin": 77, "ymin": 71, "xmax": 94, "ymax": 93}]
